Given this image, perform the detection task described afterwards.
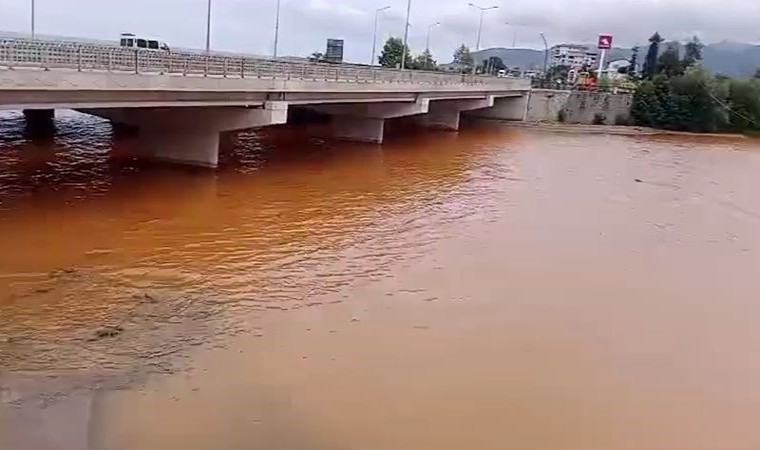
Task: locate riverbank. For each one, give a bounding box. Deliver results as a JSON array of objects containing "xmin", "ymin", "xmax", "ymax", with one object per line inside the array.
[{"xmin": 502, "ymin": 121, "xmax": 751, "ymax": 139}]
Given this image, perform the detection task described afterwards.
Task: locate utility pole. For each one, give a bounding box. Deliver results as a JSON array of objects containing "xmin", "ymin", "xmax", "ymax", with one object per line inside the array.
[
  {"xmin": 31, "ymin": 0, "xmax": 36, "ymax": 39},
  {"xmin": 371, "ymin": 6, "xmax": 391, "ymax": 66},
  {"xmin": 401, "ymin": 0, "xmax": 412, "ymax": 69},
  {"xmin": 273, "ymin": 0, "xmax": 281, "ymax": 58},
  {"xmin": 468, "ymin": 3, "xmax": 498, "ymax": 51},
  {"xmin": 205, "ymin": 0, "xmax": 211, "ymax": 53},
  {"xmin": 539, "ymin": 32, "xmax": 549, "ymax": 76}
]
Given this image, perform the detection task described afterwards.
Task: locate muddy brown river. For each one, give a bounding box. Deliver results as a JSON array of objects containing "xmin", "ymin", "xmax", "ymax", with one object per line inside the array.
[{"xmin": 1, "ymin": 111, "xmax": 760, "ymax": 450}]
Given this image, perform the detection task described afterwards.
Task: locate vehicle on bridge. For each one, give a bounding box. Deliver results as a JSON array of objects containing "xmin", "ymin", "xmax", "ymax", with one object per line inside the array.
[{"xmin": 119, "ymin": 33, "xmax": 169, "ymax": 51}]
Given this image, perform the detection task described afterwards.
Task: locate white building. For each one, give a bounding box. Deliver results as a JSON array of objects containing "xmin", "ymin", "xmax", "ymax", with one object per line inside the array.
[{"xmin": 550, "ymin": 44, "xmax": 599, "ymax": 70}]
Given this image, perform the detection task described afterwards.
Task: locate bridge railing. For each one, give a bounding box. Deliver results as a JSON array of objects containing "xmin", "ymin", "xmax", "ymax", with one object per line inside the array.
[{"xmin": 0, "ymin": 38, "xmax": 528, "ymax": 89}]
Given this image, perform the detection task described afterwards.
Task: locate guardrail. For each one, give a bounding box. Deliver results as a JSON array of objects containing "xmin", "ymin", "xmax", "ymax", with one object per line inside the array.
[{"xmin": 0, "ymin": 38, "xmax": 526, "ymax": 88}]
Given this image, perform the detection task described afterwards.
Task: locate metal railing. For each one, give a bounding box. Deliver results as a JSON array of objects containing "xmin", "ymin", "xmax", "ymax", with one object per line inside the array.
[{"xmin": 0, "ymin": 37, "xmax": 526, "ymax": 88}]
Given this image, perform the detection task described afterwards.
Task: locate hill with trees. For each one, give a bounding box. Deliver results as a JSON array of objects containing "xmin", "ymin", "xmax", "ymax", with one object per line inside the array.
[
  {"xmin": 463, "ymin": 43, "xmax": 760, "ymax": 78},
  {"xmin": 631, "ymin": 33, "xmax": 760, "ymax": 133}
]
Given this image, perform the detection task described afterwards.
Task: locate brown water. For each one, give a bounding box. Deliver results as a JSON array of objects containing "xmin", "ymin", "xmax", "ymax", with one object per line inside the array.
[{"xmin": 1, "ymin": 111, "xmax": 760, "ymax": 450}]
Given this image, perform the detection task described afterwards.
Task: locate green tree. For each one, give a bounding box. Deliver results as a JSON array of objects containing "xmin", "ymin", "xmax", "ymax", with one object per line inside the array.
[
  {"xmin": 632, "ymin": 67, "xmax": 731, "ymax": 133},
  {"xmin": 452, "ymin": 44, "xmax": 474, "ymax": 72},
  {"xmin": 379, "ymin": 37, "xmax": 411, "ymax": 69},
  {"xmin": 683, "ymin": 36, "xmax": 703, "ymax": 67},
  {"xmin": 643, "ymin": 32, "xmax": 663, "ymax": 79},
  {"xmin": 308, "ymin": 51, "xmax": 325, "ymax": 63},
  {"xmin": 669, "ymin": 66, "xmax": 728, "ymax": 131},
  {"xmin": 631, "ymin": 78, "xmax": 661, "ymax": 126},
  {"xmin": 629, "ymin": 46, "xmax": 639, "ymax": 79},
  {"xmin": 479, "ymin": 56, "xmax": 506, "ymax": 75},
  {"xmin": 412, "ymin": 49, "xmax": 438, "ymax": 71},
  {"xmin": 727, "ymin": 78, "xmax": 760, "ymax": 131},
  {"xmin": 658, "ymin": 47, "xmax": 682, "ymax": 77}
]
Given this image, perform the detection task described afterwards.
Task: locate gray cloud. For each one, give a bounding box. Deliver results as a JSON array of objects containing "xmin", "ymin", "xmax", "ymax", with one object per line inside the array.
[{"xmin": 1, "ymin": 0, "xmax": 759, "ymax": 63}]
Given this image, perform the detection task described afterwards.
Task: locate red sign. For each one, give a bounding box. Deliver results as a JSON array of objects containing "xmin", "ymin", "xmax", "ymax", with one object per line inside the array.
[{"xmin": 598, "ymin": 34, "xmax": 613, "ymax": 50}]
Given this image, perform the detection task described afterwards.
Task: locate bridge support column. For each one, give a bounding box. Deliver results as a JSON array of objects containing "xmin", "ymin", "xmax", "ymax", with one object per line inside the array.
[
  {"xmin": 81, "ymin": 103, "xmax": 288, "ymax": 168},
  {"xmin": 306, "ymin": 99, "xmax": 430, "ymax": 144},
  {"xmin": 23, "ymin": 109, "xmax": 55, "ymax": 136},
  {"xmin": 416, "ymin": 97, "xmax": 495, "ymax": 131},
  {"xmin": 466, "ymin": 95, "xmax": 529, "ymax": 121},
  {"xmin": 137, "ymin": 129, "xmax": 221, "ymax": 167}
]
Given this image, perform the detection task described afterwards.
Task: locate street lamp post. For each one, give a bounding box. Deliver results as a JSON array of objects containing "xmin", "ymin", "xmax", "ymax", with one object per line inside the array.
[
  {"xmin": 30, "ymin": 0, "xmax": 35, "ymax": 39},
  {"xmin": 539, "ymin": 31, "xmax": 549, "ymax": 76},
  {"xmin": 371, "ymin": 6, "xmax": 391, "ymax": 66},
  {"xmin": 401, "ymin": 0, "xmax": 412, "ymax": 69},
  {"xmin": 426, "ymin": 22, "xmax": 440, "ymax": 52},
  {"xmin": 468, "ymin": 3, "xmax": 498, "ymax": 51},
  {"xmin": 273, "ymin": 0, "xmax": 281, "ymax": 58},
  {"xmin": 205, "ymin": 0, "xmax": 211, "ymax": 53}
]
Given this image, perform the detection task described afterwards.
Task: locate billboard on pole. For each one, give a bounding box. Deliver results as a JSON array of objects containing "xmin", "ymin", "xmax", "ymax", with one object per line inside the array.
[
  {"xmin": 325, "ymin": 39, "xmax": 344, "ymax": 63},
  {"xmin": 598, "ymin": 34, "xmax": 613, "ymax": 50}
]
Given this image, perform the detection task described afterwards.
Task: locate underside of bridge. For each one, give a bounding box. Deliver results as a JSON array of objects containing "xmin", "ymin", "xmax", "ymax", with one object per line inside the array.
[
  {"xmin": 23, "ymin": 94, "xmax": 529, "ymax": 168},
  {"xmin": 79, "ymin": 103, "xmax": 288, "ymax": 167}
]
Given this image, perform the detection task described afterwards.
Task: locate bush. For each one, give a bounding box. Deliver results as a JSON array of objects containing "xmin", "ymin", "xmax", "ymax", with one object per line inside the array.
[
  {"xmin": 592, "ymin": 113, "xmax": 607, "ymax": 125},
  {"xmin": 631, "ymin": 66, "xmax": 736, "ymax": 133}
]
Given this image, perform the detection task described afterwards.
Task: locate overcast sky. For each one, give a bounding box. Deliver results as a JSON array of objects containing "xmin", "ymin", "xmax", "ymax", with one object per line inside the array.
[{"xmin": 1, "ymin": 0, "xmax": 760, "ymax": 63}]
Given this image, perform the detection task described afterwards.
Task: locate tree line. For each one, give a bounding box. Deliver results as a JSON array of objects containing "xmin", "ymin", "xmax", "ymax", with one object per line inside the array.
[
  {"xmin": 313, "ymin": 37, "xmax": 506, "ymax": 74},
  {"xmin": 309, "ymin": 37, "xmax": 517, "ymax": 76},
  {"xmin": 631, "ymin": 33, "xmax": 760, "ymax": 133}
]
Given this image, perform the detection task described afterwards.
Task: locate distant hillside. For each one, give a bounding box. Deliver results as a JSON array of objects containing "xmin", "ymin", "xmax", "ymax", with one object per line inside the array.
[
  {"xmin": 702, "ymin": 43, "xmax": 760, "ymax": 77},
  {"xmin": 468, "ymin": 47, "xmax": 633, "ymax": 71},
  {"xmin": 470, "ymin": 48, "xmax": 546, "ymax": 70},
  {"xmin": 464, "ymin": 42, "xmax": 760, "ymax": 78}
]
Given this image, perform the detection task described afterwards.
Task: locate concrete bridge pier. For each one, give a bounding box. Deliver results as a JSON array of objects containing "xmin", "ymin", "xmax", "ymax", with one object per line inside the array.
[
  {"xmin": 81, "ymin": 103, "xmax": 288, "ymax": 167},
  {"xmin": 23, "ymin": 108, "xmax": 55, "ymax": 136},
  {"xmin": 307, "ymin": 99, "xmax": 430, "ymax": 144},
  {"xmin": 466, "ymin": 95, "xmax": 530, "ymax": 121},
  {"xmin": 416, "ymin": 97, "xmax": 495, "ymax": 131}
]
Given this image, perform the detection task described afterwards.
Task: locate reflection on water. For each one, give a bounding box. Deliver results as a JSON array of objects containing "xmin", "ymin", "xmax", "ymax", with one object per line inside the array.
[
  {"xmin": 0, "ymin": 111, "xmax": 511, "ymax": 378},
  {"xmin": 2, "ymin": 111, "xmax": 760, "ymax": 449}
]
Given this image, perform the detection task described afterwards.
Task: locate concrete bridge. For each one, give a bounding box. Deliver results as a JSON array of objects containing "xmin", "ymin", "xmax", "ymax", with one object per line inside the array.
[{"xmin": 0, "ymin": 37, "xmax": 531, "ymax": 167}]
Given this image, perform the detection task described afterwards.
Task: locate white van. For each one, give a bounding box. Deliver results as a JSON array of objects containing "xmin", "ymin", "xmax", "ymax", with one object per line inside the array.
[{"xmin": 119, "ymin": 33, "xmax": 169, "ymax": 51}]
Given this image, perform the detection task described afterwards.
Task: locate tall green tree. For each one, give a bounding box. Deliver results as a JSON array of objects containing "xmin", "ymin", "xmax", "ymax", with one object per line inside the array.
[
  {"xmin": 643, "ymin": 32, "xmax": 663, "ymax": 79},
  {"xmin": 452, "ymin": 44, "xmax": 474, "ymax": 72},
  {"xmin": 658, "ymin": 47, "xmax": 683, "ymax": 77},
  {"xmin": 629, "ymin": 46, "xmax": 639, "ymax": 79},
  {"xmin": 379, "ymin": 37, "xmax": 412, "ymax": 69},
  {"xmin": 413, "ymin": 49, "xmax": 438, "ymax": 71},
  {"xmin": 683, "ymin": 36, "xmax": 704, "ymax": 67},
  {"xmin": 727, "ymin": 78, "xmax": 760, "ymax": 131}
]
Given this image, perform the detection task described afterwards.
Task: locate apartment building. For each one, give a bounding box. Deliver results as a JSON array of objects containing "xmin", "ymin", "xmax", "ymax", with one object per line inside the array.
[{"xmin": 550, "ymin": 44, "xmax": 600, "ymax": 70}]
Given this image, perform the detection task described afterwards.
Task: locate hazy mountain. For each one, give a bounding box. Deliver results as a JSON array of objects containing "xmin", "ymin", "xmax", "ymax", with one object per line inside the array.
[
  {"xmin": 470, "ymin": 47, "xmax": 547, "ymax": 71},
  {"xmin": 466, "ymin": 42, "xmax": 760, "ymax": 77},
  {"xmin": 469, "ymin": 46, "xmax": 634, "ymax": 71}
]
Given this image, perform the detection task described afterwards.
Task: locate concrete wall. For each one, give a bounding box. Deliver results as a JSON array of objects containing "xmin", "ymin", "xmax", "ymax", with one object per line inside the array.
[{"xmin": 526, "ymin": 89, "xmax": 633, "ymax": 125}]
